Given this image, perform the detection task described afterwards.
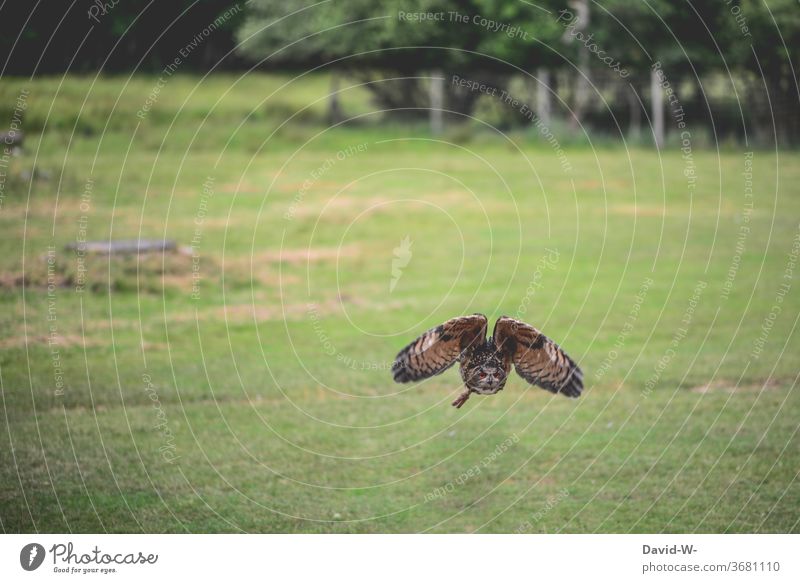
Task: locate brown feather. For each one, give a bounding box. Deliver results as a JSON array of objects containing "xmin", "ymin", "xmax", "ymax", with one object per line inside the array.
[
  {"xmin": 392, "ymin": 314, "xmax": 488, "ymax": 383},
  {"xmin": 493, "ymin": 316, "xmax": 583, "ymax": 398}
]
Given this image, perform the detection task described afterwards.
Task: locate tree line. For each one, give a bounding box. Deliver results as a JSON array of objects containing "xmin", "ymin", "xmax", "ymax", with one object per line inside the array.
[{"xmin": 1, "ymin": 0, "xmax": 797, "ymax": 144}]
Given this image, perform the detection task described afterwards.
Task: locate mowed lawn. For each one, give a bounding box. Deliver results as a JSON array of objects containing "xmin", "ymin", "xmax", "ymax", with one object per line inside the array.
[{"xmin": 1, "ymin": 74, "xmax": 799, "ymax": 533}]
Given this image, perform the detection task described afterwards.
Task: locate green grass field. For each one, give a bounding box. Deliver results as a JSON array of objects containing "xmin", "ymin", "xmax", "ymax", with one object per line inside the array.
[{"xmin": 1, "ymin": 74, "xmax": 799, "ymax": 533}]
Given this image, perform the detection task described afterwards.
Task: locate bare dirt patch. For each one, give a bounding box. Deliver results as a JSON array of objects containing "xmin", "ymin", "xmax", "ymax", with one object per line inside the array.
[
  {"xmin": 165, "ymin": 293, "xmax": 411, "ymax": 325},
  {"xmin": 257, "ymin": 245, "xmax": 359, "ymax": 265},
  {"xmin": 610, "ymin": 204, "xmax": 667, "ymax": 217},
  {"xmin": 288, "ymin": 196, "xmax": 392, "ymax": 219},
  {"xmin": 689, "ymin": 379, "xmax": 782, "ymax": 394},
  {"xmin": 217, "ymin": 182, "xmax": 263, "ymax": 194},
  {"xmin": 0, "ymin": 333, "xmax": 101, "ymax": 350}
]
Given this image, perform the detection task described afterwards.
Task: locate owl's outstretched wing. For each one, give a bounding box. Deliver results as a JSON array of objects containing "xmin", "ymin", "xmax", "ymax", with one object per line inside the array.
[
  {"xmin": 392, "ymin": 314, "xmax": 488, "ymax": 383},
  {"xmin": 493, "ymin": 316, "xmax": 583, "ymax": 398}
]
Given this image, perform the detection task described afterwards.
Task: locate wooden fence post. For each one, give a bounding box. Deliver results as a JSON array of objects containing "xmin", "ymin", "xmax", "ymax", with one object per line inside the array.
[
  {"xmin": 430, "ymin": 71, "xmax": 444, "ymax": 135},
  {"xmin": 537, "ymin": 68, "xmax": 552, "ymax": 127},
  {"xmin": 651, "ymin": 67, "xmax": 664, "ymax": 149}
]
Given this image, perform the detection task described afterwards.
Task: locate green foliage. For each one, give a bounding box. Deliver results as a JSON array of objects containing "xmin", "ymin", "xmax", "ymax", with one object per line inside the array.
[{"xmin": 237, "ymin": 0, "xmax": 568, "ymax": 72}]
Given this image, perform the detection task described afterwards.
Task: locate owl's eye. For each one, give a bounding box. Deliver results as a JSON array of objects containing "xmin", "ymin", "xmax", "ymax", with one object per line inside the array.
[{"xmin": 479, "ymin": 372, "xmax": 487, "ymax": 379}]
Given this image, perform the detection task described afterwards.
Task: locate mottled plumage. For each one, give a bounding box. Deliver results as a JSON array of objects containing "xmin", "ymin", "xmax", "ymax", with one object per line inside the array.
[{"xmin": 392, "ymin": 314, "xmax": 583, "ymax": 408}]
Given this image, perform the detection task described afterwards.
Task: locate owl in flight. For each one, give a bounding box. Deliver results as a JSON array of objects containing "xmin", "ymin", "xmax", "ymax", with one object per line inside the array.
[{"xmin": 392, "ymin": 315, "xmax": 583, "ymax": 408}]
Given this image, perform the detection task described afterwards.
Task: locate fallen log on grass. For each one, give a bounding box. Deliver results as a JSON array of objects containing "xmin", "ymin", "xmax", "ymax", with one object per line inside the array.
[{"xmin": 65, "ymin": 239, "xmax": 177, "ymax": 255}]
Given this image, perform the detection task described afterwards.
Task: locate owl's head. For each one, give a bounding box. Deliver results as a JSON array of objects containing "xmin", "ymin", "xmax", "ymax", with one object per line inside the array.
[{"xmin": 465, "ymin": 351, "xmax": 507, "ymax": 394}]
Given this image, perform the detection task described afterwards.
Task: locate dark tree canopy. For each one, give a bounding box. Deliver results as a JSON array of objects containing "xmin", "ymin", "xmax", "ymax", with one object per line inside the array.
[
  {"xmin": 0, "ymin": 1, "xmax": 245, "ymax": 75},
  {"xmin": 1, "ymin": 0, "xmax": 797, "ymax": 142},
  {"xmin": 236, "ymin": 0, "xmax": 568, "ymax": 74}
]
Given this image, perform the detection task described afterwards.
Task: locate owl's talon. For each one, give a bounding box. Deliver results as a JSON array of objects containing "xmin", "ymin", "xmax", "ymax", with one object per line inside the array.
[{"xmin": 452, "ymin": 390, "xmax": 471, "ymax": 408}]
